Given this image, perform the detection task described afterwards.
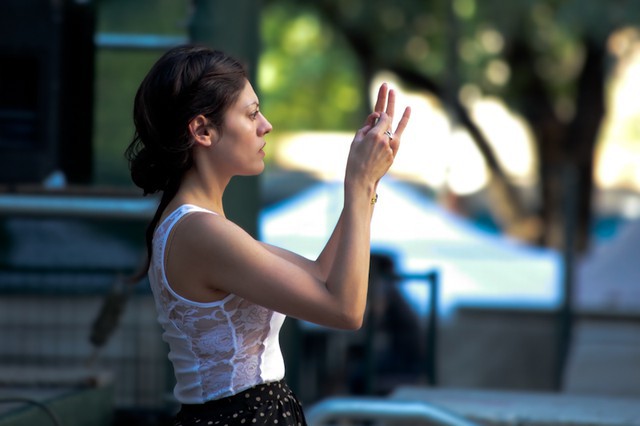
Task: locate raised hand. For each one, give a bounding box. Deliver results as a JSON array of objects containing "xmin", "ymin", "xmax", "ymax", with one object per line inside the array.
[{"xmin": 346, "ymin": 83, "xmax": 411, "ymax": 188}]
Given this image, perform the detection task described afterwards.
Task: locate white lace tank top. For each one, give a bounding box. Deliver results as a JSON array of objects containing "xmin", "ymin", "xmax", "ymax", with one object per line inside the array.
[{"xmin": 148, "ymin": 204, "xmax": 286, "ymax": 404}]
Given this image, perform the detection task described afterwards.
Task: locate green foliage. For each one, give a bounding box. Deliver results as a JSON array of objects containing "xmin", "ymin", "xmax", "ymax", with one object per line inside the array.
[
  {"xmin": 442, "ymin": 0, "xmax": 640, "ymax": 105},
  {"xmin": 258, "ymin": 3, "xmax": 365, "ymax": 131},
  {"xmin": 309, "ymin": 0, "xmax": 450, "ymax": 80},
  {"xmin": 557, "ymin": 0, "xmax": 640, "ymax": 41}
]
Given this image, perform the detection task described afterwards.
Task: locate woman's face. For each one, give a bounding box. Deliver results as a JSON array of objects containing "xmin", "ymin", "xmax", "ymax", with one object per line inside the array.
[{"xmin": 213, "ymin": 80, "xmax": 273, "ymax": 176}]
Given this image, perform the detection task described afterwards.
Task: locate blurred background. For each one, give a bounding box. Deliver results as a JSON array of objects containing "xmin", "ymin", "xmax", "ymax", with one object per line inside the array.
[{"xmin": 1, "ymin": 0, "xmax": 639, "ymax": 425}]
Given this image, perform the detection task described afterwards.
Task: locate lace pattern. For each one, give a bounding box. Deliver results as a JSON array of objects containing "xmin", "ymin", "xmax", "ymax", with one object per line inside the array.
[{"xmin": 148, "ymin": 205, "xmax": 286, "ymax": 403}]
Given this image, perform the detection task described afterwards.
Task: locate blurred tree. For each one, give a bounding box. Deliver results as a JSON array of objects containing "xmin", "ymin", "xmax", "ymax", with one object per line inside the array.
[
  {"xmin": 259, "ymin": 3, "xmax": 366, "ymax": 130},
  {"xmin": 467, "ymin": 0, "xmax": 638, "ymax": 252},
  {"xmin": 262, "ymin": 0, "xmax": 640, "ymax": 254}
]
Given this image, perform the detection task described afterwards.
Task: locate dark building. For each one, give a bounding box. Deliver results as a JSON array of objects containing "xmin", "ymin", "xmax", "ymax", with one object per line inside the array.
[{"xmin": 0, "ymin": 0, "xmax": 95, "ymax": 185}]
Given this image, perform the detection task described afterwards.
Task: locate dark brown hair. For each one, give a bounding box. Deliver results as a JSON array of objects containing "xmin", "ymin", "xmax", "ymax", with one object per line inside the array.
[{"xmin": 125, "ymin": 45, "xmax": 247, "ymax": 279}]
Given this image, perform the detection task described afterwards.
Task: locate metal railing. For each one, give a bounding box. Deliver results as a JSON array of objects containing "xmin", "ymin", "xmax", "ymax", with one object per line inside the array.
[
  {"xmin": 364, "ymin": 253, "xmax": 440, "ymax": 391},
  {"xmin": 0, "ymin": 192, "xmax": 157, "ymax": 219},
  {"xmin": 95, "ymin": 33, "xmax": 187, "ymax": 50},
  {"xmin": 306, "ymin": 397, "xmax": 480, "ymax": 426},
  {"xmin": 284, "ymin": 253, "xmax": 441, "ymax": 402}
]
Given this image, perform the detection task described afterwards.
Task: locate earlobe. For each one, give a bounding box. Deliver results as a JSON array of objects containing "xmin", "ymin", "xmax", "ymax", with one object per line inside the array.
[{"xmin": 189, "ymin": 115, "xmax": 216, "ymax": 147}]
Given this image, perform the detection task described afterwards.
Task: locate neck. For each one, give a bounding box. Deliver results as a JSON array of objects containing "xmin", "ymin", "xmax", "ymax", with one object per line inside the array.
[{"xmin": 172, "ymin": 167, "xmax": 229, "ymax": 216}]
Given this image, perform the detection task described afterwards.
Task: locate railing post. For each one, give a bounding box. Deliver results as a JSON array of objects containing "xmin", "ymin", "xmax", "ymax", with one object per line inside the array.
[
  {"xmin": 426, "ymin": 269, "xmax": 439, "ymax": 386},
  {"xmin": 366, "ymin": 253, "xmax": 440, "ymax": 391}
]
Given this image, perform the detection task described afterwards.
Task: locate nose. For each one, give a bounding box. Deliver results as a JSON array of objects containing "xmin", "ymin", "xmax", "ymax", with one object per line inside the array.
[{"xmin": 260, "ymin": 114, "xmax": 273, "ymax": 135}]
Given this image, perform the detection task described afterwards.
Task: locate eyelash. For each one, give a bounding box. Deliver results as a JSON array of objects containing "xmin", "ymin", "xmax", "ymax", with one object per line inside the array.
[{"xmin": 250, "ymin": 110, "xmax": 260, "ymax": 120}]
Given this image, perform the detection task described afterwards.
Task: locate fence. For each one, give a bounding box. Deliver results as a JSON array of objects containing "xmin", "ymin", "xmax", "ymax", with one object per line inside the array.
[{"xmin": 0, "ymin": 192, "xmax": 173, "ymax": 412}]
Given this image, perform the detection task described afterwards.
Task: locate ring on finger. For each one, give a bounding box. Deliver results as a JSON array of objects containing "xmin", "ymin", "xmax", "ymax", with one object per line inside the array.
[{"xmin": 384, "ymin": 130, "xmax": 394, "ymax": 140}]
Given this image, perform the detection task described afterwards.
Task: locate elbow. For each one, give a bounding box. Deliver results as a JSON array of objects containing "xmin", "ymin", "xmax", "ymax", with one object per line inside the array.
[
  {"xmin": 334, "ymin": 295, "xmax": 367, "ymax": 330},
  {"xmin": 344, "ymin": 317, "xmax": 364, "ymax": 331},
  {"xmin": 320, "ymin": 307, "xmax": 364, "ymax": 330},
  {"xmin": 336, "ymin": 310, "xmax": 364, "ymax": 331}
]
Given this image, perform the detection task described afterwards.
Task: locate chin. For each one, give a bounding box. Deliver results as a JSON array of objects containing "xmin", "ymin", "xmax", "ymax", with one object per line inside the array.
[
  {"xmin": 239, "ymin": 162, "xmax": 265, "ymax": 176},
  {"xmin": 253, "ymin": 161, "xmax": 265, "ymax": 175}
]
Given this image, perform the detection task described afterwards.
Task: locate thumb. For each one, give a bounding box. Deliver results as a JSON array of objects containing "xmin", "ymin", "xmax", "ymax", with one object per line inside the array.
[
  {"xmin": 356, "ymin": 113, "xmax": 378, "ymax": 138},
  {"xmin": 361, "ymin": 112, "xmax": 381, "ymax": 134}
]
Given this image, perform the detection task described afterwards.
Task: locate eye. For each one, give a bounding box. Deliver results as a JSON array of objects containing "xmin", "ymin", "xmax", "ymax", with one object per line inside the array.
[{"xmin": 250, "ymin": 110, "xmax": 260, "ymax": 120}]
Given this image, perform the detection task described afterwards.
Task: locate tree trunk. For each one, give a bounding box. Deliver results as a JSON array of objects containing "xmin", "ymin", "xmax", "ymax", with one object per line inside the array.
[
  {"xmin": 505, "ymin": 36, "xmax": 605, "ymax": 253},
  {"xmin": 565, "ymin": 39, "xmax": 606, "ymax": 253}
]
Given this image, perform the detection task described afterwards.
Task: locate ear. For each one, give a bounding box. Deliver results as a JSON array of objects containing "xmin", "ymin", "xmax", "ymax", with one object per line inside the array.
[{"xmin": 188, "ymin": 115, "xmax": 216, "ymax": 147}]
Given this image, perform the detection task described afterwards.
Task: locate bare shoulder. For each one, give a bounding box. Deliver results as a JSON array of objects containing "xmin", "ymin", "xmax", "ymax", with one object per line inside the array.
[
  {"xmin": 177, "ymin": 210, "xmax": 248, "ymax": 242},
  {"xmin": 182, "ymin": 211, "xmax": 267, "ymax": 259},
  {"xmin": 164, "ymin": 210, "xmax": 261, "ymax": 301},
  {"xmin": 170, "ymin": 210, "xmax": 262, "ymax": 268}
]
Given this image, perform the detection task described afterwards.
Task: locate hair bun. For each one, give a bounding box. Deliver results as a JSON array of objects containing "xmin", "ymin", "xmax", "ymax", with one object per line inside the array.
[{"xmin": 128, "ymin": 145, "xmax": 170, "ymax": 195}]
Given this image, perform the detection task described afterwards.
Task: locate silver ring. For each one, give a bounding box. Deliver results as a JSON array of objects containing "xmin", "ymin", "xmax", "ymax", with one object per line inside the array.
[{"xmin": 384, "ymin": 130, "xmax": 394, "ymax": 140}]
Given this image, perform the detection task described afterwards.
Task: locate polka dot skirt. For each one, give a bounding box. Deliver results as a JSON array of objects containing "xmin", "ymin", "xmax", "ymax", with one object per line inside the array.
[{"xmin": 174, "ymin": 380, "xmax": 307, "ymax": 426}]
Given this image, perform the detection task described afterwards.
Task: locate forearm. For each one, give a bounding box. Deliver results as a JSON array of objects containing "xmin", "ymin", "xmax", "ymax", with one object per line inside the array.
[
  {"xmin": 315, "ymin": 184, "xmax": 378, "ymax": 279},
  {"xmin": 315, "ymin": 215, "xmax": 341, "ymax": 280},
  {"xmin": 323, "ymin": 182, "xmax": 376, "ymax": 328}
]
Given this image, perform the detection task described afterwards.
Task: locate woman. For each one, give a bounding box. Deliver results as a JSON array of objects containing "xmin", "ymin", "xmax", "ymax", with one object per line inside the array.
[{"xmin": 125, "ymin": 44, "xmax": 411, "ymax": 426}]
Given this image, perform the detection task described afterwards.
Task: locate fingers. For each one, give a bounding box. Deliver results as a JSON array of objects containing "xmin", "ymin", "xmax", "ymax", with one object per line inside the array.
[
  {"xmin": 373, "ymin": 83, "xmax": 396, "ymax": 118},
  {"xmin": 373, "ymin": 83, "xmax": 388, "ymax": 113},
  {"xmin": 368, "ymin": 85, "xmax": 412, "ymax": 156},
  {"xmin": 385, "ymin": 88, "xmax": 396, "ymax": 118},
  {"xmin": 348, "ymin": 84, "xmax": 411, "ymax": 186},
  {"xmin": 381, "ymin": 106, "xmax": 410, "ymax": 158},
  {"xmin": 392, "ymin": 106, "xmax": 411, "ymax": 140}
]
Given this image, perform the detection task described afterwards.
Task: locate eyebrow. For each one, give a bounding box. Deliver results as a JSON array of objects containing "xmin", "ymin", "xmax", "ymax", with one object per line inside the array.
[{"xmin": 245, "ymin": 101, "xmax": 260, "ymax": 109}]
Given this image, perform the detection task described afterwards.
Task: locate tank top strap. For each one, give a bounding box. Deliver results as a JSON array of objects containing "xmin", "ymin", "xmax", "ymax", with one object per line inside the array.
[
  {"xmin": 155, "ymin": 204, "xmax": 218, "ymax": 240},
  {"xmin": 152, "ymin": 204, "xmax": 218, "ymax": 278}
]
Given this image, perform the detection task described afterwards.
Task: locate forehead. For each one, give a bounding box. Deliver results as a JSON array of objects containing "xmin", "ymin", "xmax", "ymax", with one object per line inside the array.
[{"xmin": 234, "ymin": 80, "xmax": 258, "ymax": 108}]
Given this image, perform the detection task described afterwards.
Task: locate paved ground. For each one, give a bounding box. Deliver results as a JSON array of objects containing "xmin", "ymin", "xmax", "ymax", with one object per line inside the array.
[{"xmin": 563, "ymin": 319, "xmax": 640, "ymax": 397}]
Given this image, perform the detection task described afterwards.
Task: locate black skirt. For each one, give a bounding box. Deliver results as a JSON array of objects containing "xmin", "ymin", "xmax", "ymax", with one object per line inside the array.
[{"xmin": 174, "ymin": 380, "xmax": 307, "ymax": 426}]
